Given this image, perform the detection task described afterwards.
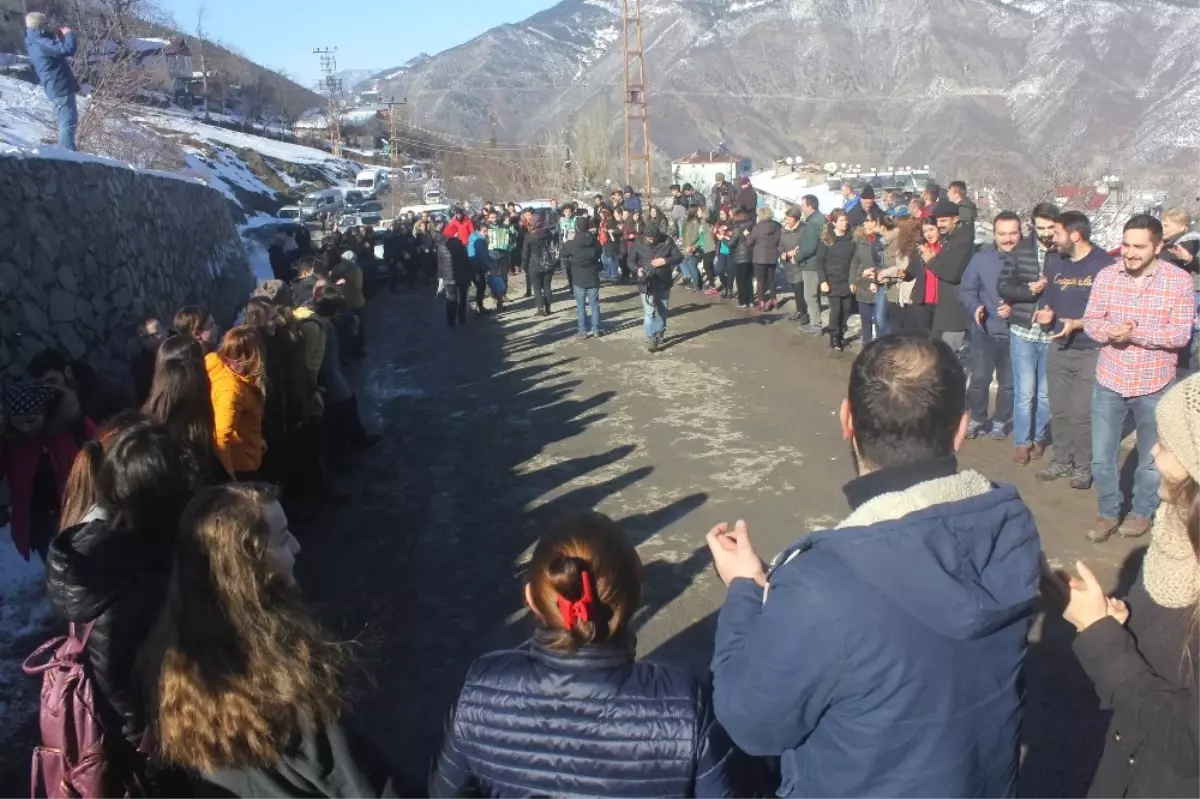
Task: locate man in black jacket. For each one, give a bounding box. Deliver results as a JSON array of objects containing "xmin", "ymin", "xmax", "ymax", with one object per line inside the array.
[
  {"xmin": 923, "ymin": 199, "xmax": 975, "ymax": 350},
  {"xmin": 561, "ymin": 222, "xmax": 603, "ymax": 338},
  {"xmin": 997, "ymin": 202, "xmax": 1059, "ymax": 464},
  {"xmin": 632, "ymin": 226, "xmax": 683, "ymax": 351}
]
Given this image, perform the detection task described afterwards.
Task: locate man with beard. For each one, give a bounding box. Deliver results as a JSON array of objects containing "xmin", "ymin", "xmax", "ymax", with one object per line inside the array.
[
  {"xmin": 998, "ymin": 202, "xmax": 1058, "ymax": 465},
  {"xmin": 1030, "ymin": 211, "xmax": 1114, "ymax": 490},
  {"xmin": 705, "ymin": 334, "xmax": 1039, "ymax": 798},
  {"xmin": 1081, "ymin": 214, "xmax": 1195, "ymax": 543}
]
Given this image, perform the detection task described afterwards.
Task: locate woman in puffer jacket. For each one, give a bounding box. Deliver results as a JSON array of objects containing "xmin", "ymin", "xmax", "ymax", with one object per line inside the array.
[
  {"xmin": 206, "ymin": 326, "xmax": 266, "ymax": 481},
  {"xmin": 430, "ymin": 511, "xmax": 753, "ymax": 798}
]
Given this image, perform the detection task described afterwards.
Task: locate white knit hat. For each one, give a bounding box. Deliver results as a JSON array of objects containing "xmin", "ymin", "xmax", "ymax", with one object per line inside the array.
[
  {"xmin": 25, "ymin": 12, "xmax": 48, "ymax": 31},
  {"xmin": 1155, "ymin": 373, "xmax": 1200, "ymax": 483}
]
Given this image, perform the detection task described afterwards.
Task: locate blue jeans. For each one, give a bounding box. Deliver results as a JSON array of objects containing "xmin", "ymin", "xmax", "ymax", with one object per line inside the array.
[
  {"xmin": 601, "ymin": 253, "xmax": 619, "ymax": 280},
  {"xmin": 681, "ymin": 256, "xmax": 701, "ymax": 286},
  {"xmin": 1091, "ymin": 382, "xmax": 1165, "ymax": 520},
  {"xmin": 573, "ymin": 285, "xmax": 600, "ymax": 335},
  {"xmin": 52, "ymin": 93, "xmax": 78, "ymax": 151},
  {"xmin": 643, "ymin": 289, "xmax": 669, "ymax": 340},
  {"xmin": 875, "ymin": 294, "xmax": 890, "ymax": 336},
  {"xmin": 859, "ymin": 300, "xmax": 880, "ymax": 344},
  {"xmin": 1010, "ymin": 335, "xmax": 1050, "ymax": 447}
]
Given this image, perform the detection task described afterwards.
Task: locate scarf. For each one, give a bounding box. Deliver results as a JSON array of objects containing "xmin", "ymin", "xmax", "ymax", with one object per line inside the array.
[
  {"xmin": 1143, "ymin": 506, "xmax": 1200, "ymax": 608},
  {"xmin": 922, "ymin": 241, "xmax": 942, "ymax": 305}
]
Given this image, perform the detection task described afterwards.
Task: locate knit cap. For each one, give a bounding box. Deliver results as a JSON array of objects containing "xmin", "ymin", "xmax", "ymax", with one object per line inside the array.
[
  {"xmin": 3, "ymin": 382, "xmax": 58, "ymax": 417},
  {"xmin": 1155, "ymin": 373, "xmax": 1200, "ymax": 483}
]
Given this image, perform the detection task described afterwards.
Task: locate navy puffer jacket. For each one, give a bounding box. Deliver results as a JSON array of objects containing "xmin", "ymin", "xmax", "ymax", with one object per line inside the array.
[{"xmin": 430, "ymin": 633, "xmax": 741, "ymax": 798}]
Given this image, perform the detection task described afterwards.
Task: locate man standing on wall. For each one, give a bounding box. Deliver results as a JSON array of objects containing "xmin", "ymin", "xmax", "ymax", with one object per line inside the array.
[{"xmin": 25, "ymin": 12, "xmax": 79, "ymax": 151}]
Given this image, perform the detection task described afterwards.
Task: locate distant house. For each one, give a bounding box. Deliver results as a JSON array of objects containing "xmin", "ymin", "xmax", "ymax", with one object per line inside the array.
[
  {"xmin": 1054, "ymin": 183, "xmax": 1111, "ymax": 212},
  {"xmin": 671, "ymin": 150, "xmax": 752, "ymax": 193}
]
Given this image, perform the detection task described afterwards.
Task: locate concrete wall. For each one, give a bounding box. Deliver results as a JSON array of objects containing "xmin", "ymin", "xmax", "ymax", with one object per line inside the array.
[{"xmin": 0, "ymin": 153, "xmax": 253, "ymax": 381}]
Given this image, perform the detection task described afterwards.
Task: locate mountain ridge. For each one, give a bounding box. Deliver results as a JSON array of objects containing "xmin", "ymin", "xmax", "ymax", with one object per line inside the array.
[{"xmin": 358, "ymin": 0, "xmax": 1199, "ymax": 181}]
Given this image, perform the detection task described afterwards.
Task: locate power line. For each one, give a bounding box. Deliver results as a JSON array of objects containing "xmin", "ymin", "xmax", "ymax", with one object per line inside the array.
[{"xmin": 313, "ymin": 47, "xmax": 342, "ymax": 156}]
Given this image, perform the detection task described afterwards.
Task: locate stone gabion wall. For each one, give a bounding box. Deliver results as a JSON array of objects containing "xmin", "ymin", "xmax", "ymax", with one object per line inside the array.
[{"xmin": 0, "ymin": 153, "xmax": 254, "ymax": 383}]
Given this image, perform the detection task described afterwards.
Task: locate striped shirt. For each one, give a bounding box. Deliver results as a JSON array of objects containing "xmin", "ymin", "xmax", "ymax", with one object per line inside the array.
[{"xmin": 1082, "ymin": 260, "xmax": 1195, "ymax": 397}]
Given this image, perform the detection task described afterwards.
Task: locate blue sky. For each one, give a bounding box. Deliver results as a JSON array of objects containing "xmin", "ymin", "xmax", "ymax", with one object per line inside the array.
[{"xmin": 158, "ymin": 0, "xmax": 558, "ymax": 86}]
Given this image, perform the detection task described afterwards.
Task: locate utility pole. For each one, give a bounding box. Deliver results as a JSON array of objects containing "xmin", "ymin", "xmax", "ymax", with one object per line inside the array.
[
  {"xmin": 382, "ymin": 96, "xmax": 407, "ymax": 169},
  {"xmin": 313, "ymin": 47, "xmax": 342, "ymax": 156},
  {"xmin": 620, "ymin": 0, "xmax": 653, "ymax": 203}
]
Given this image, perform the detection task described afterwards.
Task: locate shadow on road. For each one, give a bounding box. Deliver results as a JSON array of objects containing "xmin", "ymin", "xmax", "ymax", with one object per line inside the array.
[{"xmin": 296, "ymin": 288, "xmax": 711, "ymax": 789}]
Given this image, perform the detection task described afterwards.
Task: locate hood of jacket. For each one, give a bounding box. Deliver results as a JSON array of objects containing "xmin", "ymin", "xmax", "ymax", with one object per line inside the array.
[
  {"xmin": 795, "ymin": 469, "xmax": 1039, "ymax": 640},
  {"xmin": 45, "ymin": 518, "xmax": 167, "ymax": 623}
]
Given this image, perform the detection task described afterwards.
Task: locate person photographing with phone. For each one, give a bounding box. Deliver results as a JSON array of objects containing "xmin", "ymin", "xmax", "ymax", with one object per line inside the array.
[
  {"xmin": 24, "ymin": 13, "xmax": 79, "ymax": 151},
  {"xmin": 705, "ymin": 334, "xmax": 1041, "ymax": 798}
]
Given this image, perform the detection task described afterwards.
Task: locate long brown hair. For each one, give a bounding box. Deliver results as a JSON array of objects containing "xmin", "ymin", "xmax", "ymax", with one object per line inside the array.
[
  {"xmin": 58, "ymin": 410, "xmax": 148, "ymax": 532},
  {"xmin": 172, "ymin": 306, "xmax": 210, "ymax": 340},
  {"xmin": 1164, "ymin": 469, "xmax": 1200, "ymax": 672},
  {"xmin": 217, "ymin": 326, "xmax": 265, "ymax": 394},
  {"xmin": 141, "ymin": 358, "xmax": 215, "ymax": 458},
  {"xmin": 895, "ymin": 216, "xmax": 923, "ymax": 256},
  {"xmin": 526, "ymin": 511, "xmax": 642, "ymax": 654},
  {"xmin": 142, "ymin": 484, "xmax": 346, "ymax": 772}
]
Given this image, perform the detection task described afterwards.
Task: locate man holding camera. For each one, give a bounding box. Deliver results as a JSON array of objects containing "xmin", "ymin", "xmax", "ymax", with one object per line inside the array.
[{"xmin": 25, "ymin": 13, "xmax": 79, "ymax": 152}]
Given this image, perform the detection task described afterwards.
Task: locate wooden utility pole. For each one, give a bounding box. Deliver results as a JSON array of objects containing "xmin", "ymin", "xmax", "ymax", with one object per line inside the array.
[
  {"xmin": 620, "ymin": 0, "xmax": 652, "ymax": 203},
  {"xmin": 383, "ymin": 96, "xmax": 407, "ymax": 169},
  {"xmin": 313, "ymin": 47, "xmax": 342, "ymax": 156}
]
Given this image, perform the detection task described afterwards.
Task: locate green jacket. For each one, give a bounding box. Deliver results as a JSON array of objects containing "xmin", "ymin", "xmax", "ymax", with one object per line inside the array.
[
  {"xmin": 681, "ymin": 219, "xmax": 701, "ymax": 254},
  {"xmin": 697, "ymin": 221, "xmax": 717, "ymax": 254},
  {"xmin": 797, "ymin": 210, "xmax": 826, "ymax": 271}
]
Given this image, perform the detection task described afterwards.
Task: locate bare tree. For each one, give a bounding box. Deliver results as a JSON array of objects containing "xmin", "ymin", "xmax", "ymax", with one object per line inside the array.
[
  {"xmin": 193, "ymin": 2, "xmax": 209, "ymax": 117},
  {"xmin": 572, "ymin": 99, "xmax": 614, "ymax": 188}
]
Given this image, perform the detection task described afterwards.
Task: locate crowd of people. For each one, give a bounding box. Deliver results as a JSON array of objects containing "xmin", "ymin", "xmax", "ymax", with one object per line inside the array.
[{"xmin": 3, "ymin": 164, "xmax": 1199, "ymax": 797}]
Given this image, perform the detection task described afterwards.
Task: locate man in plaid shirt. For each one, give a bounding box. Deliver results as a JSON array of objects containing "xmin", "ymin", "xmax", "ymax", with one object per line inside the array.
[{"xmin": 1082, "ymin": 214, "xmax": 1196, "ymax": 543}]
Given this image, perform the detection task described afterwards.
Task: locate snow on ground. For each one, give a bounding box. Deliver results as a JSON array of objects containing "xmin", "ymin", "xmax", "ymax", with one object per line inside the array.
[
  {"xmin": 0, "ymin": 73, "xmax": 75, "ymax": 150},
  {"xmin": 0, "ymin": 523, "xmax": 53, "ymax": 730}
]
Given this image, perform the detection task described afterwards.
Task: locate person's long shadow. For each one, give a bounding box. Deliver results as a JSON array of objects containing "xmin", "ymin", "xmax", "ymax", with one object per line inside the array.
[
  {"xmin": 295, "ymin": 292, "xmax": 712, "ymax": 790},
  {"xmin": 659, "ymin": 317, "xmax": 760, "ymax": 350}
]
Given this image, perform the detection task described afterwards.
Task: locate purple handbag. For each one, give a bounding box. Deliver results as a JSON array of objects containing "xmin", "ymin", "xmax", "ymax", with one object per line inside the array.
[{"xmin": 22, "ymin": 623, "xmax": 142, "ymax": 798}]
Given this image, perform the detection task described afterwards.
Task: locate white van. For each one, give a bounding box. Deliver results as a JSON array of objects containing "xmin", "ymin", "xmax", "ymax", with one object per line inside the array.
[
  {"xmin": 355, "ymin": 168, "xmax": 389, "ymax": 199},
  {"xmin": 398, "ymin": 203, "xmax": 451, "ymax": 220},
  {"xmin": 398, "ymin": 164, "xmax": 424, "ymax": 182},
  {"xmin": 299, "ymin": 189, "xmax": 343, "ymax": 221}
]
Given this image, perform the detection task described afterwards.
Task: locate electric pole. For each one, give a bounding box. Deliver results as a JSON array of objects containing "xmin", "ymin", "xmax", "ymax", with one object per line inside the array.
[
  {"xmin": 313, "ymin": 47, "xmax": 342, "ymax": 156},
  {"xmin": 620, "ymin": 0, "xmax": 653, "ymax": 203},
  {"xmin": 382, "ymin": 96, "xmax": 407, "ymax": 169}
]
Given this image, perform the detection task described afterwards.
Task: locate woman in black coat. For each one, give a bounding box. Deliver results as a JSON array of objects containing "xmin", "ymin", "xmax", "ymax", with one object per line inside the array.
[
  {"xmin": 745, "ymin": 207, "xmax": 782, "ymax": 310},
  {"xmin": 729, "ymin": 208, "xmax": 756, "ymax": 309},
  {"xmin": 522, "ymin": 213, "xmax": 556, "ymax": 316},
  {"xmin": 45, "ymin": 422, "xmax": 200, "ymax": 759},
  {"xmin": 430, "ymin": 511, "xmax": 754, "ymax": 798},
  {"xmin": 1048, "ymin": 374, "xmax": 1200, "ymax": 799},
  {"xmin": 816, "ymin": 208, "xmax": 856, "ymax": 351}
]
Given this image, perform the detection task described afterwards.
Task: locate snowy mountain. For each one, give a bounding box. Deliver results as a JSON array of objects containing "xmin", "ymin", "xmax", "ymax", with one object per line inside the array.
[
  {"xmin": 369, "ymin": 0, "xmax": 1200, "ymax": 177},
  {"xmin": 319, "ymin": 68, "xmax": 384, "ymax": 93}
]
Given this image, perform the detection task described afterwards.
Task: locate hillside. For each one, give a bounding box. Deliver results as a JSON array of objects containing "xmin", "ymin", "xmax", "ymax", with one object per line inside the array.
[
  {"xmin": 0, "ymin": 73, "xmax": 362, "ymax": 222},
  {"xmin": 363, "ymin": 0, "xmax": 1200, "ymax": 178}
]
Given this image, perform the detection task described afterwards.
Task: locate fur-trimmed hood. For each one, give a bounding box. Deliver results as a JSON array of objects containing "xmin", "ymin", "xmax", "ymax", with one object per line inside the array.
[{"xmin": 775, "ymin": 470, "xmax": 1041, "ymax": 641}]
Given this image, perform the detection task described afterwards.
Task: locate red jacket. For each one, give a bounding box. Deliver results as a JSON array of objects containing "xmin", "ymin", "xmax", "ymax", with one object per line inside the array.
[
  {"xmin": 1, "ymin": 419, "xmax": 98, "ymax": 559},
  {"xmin": 444, "ymin": 218, "xmax": 475, "ymax": 246}
]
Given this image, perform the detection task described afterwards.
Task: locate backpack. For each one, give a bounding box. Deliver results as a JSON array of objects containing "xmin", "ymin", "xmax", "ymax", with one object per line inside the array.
[{"xmin": 23, "ymin": 623, "xmax": 145, "ymax": 798}]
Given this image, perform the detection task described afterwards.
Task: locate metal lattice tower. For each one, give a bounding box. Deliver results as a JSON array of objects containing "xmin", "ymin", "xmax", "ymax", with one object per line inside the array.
[
  {"xmin": 383, "ymin": 97, "xmax": 407, "ymax": 169},
  {"xmin": 313, "ymin": 48, "xmax": 342, "ymax": 156},
  {"xmin": 620, "ymin": 0, "xmax": 652, "ymax": 203}
]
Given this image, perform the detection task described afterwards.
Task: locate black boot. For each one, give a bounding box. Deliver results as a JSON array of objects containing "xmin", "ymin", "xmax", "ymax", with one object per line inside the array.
[
  {"xmin": 828, "ymin": 331, "xmax": 838, "ymax": 350},
  {"xmin": 834, "ymin": 332, "xmax": 845, "ymax": 352}
]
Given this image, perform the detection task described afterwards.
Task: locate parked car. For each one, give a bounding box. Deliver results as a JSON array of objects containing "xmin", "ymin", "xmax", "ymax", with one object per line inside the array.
[
  {"xmin": 343, "ymin": 190, "xmax": 366, "ymax": 211},
  {"xmin": 276, "ymin": 206, "xmax": 302, "ymax": 222}
]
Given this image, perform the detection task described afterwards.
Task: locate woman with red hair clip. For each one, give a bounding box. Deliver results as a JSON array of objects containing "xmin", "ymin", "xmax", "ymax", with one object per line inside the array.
[{"xmin": 430, "ymin": 510, "xmax": 759, "ymax": 798}]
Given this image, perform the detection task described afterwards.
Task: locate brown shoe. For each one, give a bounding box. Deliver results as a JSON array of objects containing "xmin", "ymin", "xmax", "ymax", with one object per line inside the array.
[
  {"xmin": 1118, "ymin": 514, "xmax": 1152, "ymax": 538},
  {"xmin": 1013, "ymin": 445, "xmax": 1031, "ymax": 465},
  {"xmin": 1030, "ymin": 440, "xmax": 1047, "ymax": 460},
  {"xmin": 1086, "ymin": 516, "xmax": 1120, "ymax": 544}
]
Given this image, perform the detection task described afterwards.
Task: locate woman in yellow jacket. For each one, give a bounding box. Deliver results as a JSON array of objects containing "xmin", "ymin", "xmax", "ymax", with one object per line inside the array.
[{"xmin": 205, "ymin": 326, "xmax": 266, "ymax": 480}]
